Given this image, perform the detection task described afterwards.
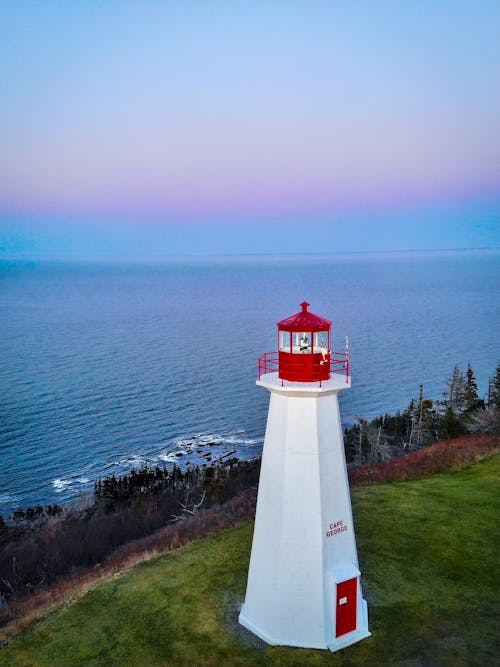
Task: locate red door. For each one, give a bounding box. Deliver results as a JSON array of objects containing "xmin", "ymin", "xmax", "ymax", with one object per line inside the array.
[{"xmin": 335, "ymin": 577, "xmax": 357, "ymax": 637}]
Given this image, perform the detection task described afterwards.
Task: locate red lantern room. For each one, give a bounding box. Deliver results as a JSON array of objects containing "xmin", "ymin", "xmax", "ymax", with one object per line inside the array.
[
  {"xmin": 277, "ymin": 301, "xmax": 332, "ymax": 382},
  {"xmin": 258, "ymin": 302, "xmax": 350, "ymax": 385}
]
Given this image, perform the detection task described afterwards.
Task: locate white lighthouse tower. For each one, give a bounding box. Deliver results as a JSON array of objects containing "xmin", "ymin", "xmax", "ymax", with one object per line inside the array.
[{"xmin": 239, "ymin": 302, "xmax": 370, "ymax": 652}]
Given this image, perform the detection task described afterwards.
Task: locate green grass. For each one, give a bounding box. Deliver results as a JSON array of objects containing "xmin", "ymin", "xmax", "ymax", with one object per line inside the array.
[{"xmin": 1, "ymin": 455, "xmax": 499, "ymax": 667}]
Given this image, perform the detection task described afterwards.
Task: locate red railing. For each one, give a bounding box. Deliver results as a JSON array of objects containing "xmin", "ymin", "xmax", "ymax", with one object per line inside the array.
[
  {"xmin": 258, "ymin": 352, "xmax": 279, "ymax": 379},
  {"xmin": 258, "ymin": 348, "xmax": 350, "ymax": 385}
]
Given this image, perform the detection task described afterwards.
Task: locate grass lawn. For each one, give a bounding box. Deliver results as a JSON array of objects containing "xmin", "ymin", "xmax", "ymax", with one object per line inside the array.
[{"xmin": 1, "ymin": 455, "xmax": 498, "ymax": 667}]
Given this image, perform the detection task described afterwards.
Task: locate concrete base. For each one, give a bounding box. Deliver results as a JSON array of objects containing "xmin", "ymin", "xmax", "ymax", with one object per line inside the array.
[
  {"xmin": 239, "ymin": 603, "xmax": 371, "ymax": 652},
  {"xmin": 238, "ymin": 610, "xmax": 326, "ymax": 649}
]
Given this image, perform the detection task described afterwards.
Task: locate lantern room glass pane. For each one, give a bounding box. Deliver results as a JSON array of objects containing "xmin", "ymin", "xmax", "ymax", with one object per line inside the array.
[
  {"xmin": 313, "ymin": 331, "xmax": 329, "ymax": 353},
  {"xmin": 279, "ymin": 330, "xmax": 291, "ymax": 351},
  {"xmin": 292, "ymin": 331, "xmax": 311, "ymax": 353}
]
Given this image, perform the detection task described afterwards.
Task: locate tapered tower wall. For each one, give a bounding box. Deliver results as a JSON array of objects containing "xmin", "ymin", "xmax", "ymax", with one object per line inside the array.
[{"xmin": 239, "ymin": 373, "xmax": 369, "ymax": 650}]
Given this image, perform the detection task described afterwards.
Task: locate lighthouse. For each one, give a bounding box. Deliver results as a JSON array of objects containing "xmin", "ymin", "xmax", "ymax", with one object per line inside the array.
[{"xmin": 239, "ymin": 302, "xmax": 370, "ymax": 652}]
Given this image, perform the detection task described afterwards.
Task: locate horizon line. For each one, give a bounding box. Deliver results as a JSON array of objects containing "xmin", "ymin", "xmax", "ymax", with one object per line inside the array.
[{"xmin": 1, "ymin": 246, "xmax": 499, "ymax": 264}]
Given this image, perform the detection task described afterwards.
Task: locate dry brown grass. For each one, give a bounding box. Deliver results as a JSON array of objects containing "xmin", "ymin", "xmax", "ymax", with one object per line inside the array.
[
  {"xmin": 0, "ymin": 489, "xmax": 256, "ymax": 643},
  {"xmin": 348, "ymin": 433, "xmax": 500, "ymax": 485}
]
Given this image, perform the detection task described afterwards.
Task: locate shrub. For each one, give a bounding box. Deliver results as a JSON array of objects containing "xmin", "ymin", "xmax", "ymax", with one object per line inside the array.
[{"xmin": 348, "ymin": 434, "xmax": 500, "ymax": 486}]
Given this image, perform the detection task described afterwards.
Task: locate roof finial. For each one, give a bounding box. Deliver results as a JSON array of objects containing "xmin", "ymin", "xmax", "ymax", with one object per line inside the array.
[{"xmin": 300, "ymin": 301, "xmax": 310, "ymax": 314}]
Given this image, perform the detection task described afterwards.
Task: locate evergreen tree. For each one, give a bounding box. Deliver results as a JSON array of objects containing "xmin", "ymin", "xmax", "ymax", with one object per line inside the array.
[
  {"xmin": 344, "ymin": 423, "xmax": 360, "ymax": 463},
  {"xmin": 465, "ymin": 363, "xmax": 484, "ymax": 412},
  {"xmin": 489, "ymin": 361, "xmax": 500, "ymax": 409},
  {"xmin": 46, "ymin": 504, "xmax": 62, "ymax": 516},
  {"xmin": 440, "ymin": 405, "xmax": 463, "ymax": 439},
  {"xmin": 12, "ymin": 508, "xmax": 25, "ymax": 522},
  {"xmin": 354, "ymin": 418, "xmax": 371, "ymax": 463}
]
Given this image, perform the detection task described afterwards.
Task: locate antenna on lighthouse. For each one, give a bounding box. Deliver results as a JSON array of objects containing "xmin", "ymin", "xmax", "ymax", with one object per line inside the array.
[{"xmin": 240, "ymin": 302, "xmax": 369, "ymax": 651}]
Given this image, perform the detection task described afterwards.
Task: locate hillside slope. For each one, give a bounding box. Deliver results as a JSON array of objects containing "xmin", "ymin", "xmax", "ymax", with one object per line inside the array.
[{"xmin": 1, "ymin": 455, "xmax": 499, "ymax": 667}]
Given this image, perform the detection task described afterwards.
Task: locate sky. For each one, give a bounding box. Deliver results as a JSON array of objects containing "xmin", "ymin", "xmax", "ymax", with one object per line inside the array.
[{"xmin": 0, "ymin": 1, "xmax": 499, "ymax": 257}]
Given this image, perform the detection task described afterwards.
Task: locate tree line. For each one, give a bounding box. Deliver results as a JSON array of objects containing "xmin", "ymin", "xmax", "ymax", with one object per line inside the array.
[
  {"xmin": 344, "ymin": 361, "xmax": 500, "ymax": 465},
  {"xmin": 0, "ymin": 458, "xmax": 260, "ymax": 606}
]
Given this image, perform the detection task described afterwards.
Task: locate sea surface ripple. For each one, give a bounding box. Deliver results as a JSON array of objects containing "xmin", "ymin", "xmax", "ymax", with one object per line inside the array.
[{"xmin": 0, "ymin": 250, "xmax": 499, "ymax": 514}]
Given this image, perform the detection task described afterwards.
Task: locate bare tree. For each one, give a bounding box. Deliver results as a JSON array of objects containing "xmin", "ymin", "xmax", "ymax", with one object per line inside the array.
[
  {"xmin": 171, "ymin": 491, "xmax": 206, "ymax": 523},
  {"xmin": 370, "ymin": 424, "xmax": 393, "ymax": 462},
  {"xmin": 464, "ymin": 406, "xmax": 500, "ymax": 435}
]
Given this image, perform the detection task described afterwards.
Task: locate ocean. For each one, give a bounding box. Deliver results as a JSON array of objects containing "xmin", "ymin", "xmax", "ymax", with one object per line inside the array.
[{"xmin": 1, "ymin": 250, "xmax": 499, "ymax": 515}]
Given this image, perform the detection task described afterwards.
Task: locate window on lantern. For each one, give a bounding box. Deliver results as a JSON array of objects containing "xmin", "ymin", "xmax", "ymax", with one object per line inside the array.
[
  {"xmin": 293, "ymin": 331, "xmax": 311, "ymax": 353},
  {"xmin": 279, "ymin": 330, "xmax": 291, "ymax": 352},
  {"xmin": 313, "ymin": 331, "xmax": 329, "ymax": 353}
]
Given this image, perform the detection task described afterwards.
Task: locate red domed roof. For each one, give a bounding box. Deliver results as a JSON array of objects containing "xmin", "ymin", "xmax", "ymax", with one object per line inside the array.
[{"xmin": 277, "ymin": 302, "xmax": 332, "ymax": 331}]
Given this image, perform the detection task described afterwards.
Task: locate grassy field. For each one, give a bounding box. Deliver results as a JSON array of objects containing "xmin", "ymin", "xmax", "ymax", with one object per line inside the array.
[{"xmin": 1, "ymin": 455, "xmax": 498, "ymax": 667}]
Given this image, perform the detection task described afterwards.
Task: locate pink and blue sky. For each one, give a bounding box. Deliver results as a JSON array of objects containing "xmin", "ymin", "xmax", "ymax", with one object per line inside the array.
[{"xmin": 0, "ymin": 1, "xmax": 499, "ymax": 257}]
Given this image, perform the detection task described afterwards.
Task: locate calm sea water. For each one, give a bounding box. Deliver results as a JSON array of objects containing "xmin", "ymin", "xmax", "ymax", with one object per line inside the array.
[{"xmin": 1, "ymin": 250, "xmax": 499, "ymax": 515}]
